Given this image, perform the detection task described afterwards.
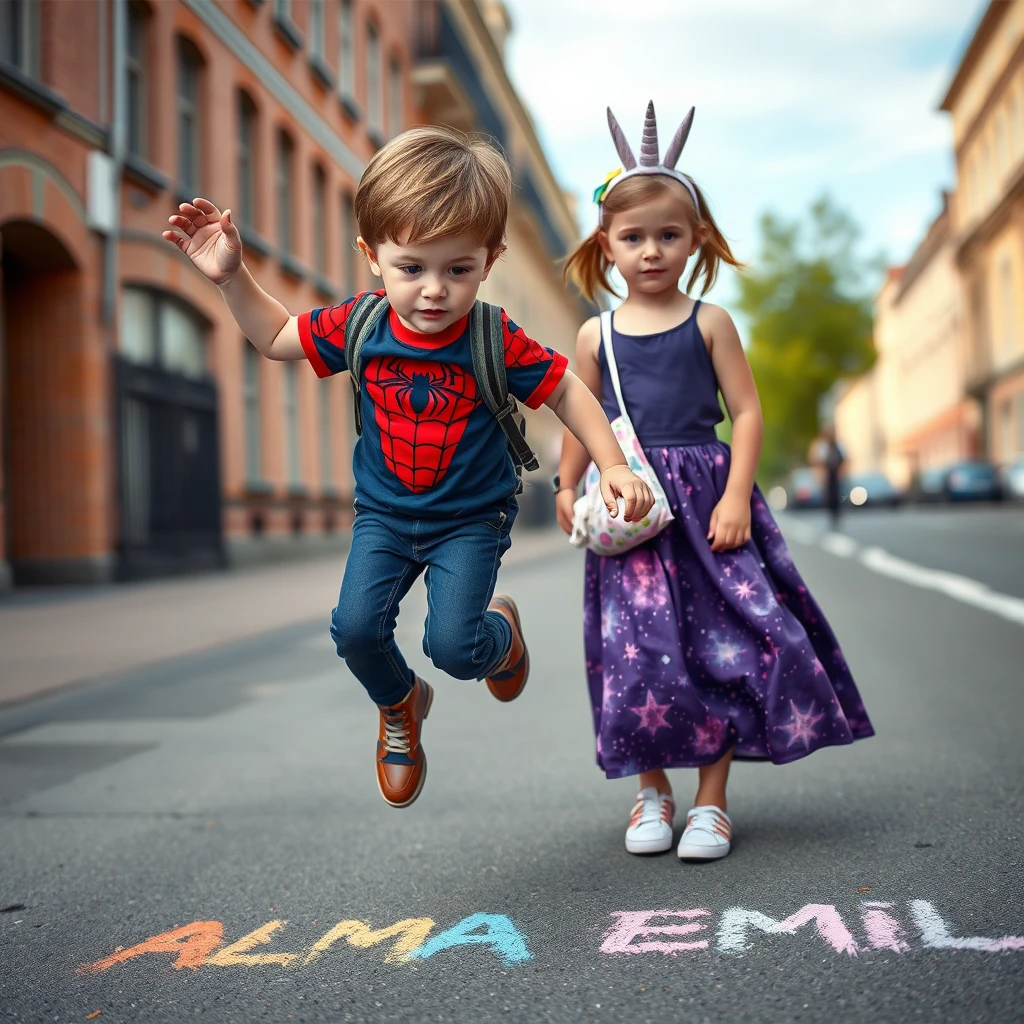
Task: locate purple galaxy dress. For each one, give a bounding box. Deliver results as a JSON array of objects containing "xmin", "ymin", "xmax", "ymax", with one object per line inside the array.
[{"xmin": 584, "ymin": 305, "xmax": 874, "ymax": 778}]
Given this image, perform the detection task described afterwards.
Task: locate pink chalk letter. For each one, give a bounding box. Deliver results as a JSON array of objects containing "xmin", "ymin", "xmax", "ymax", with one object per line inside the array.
[
  {"xmin": 601, "ymin": 910, "xmax": 710, "ymax": 955},
  {"xmin": 718, "ymin": 904, "xmax": 858, "ymax": 956},
  {"xmin": 910, "ymin": 901, "xmax": 1024, "ymax": 953},
  {"xmin": 860, "ymin": 903, "xmax": 909, "ymax": 953}
]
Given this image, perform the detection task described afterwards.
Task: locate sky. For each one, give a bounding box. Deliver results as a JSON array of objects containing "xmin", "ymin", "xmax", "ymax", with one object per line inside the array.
[{"xmin": 504, "ymin": 0, "xmax": 985, "ymax": 306}]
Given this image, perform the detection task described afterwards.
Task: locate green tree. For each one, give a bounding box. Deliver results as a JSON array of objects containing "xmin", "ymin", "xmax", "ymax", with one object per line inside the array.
[{"xmin": 736, "ymin": 196, "xmax": 877, "ymax": 482}]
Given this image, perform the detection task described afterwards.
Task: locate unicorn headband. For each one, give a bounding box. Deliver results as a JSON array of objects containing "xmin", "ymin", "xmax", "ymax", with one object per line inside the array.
[{"xmin": 594, "ymin": 101, "xmax": 699, "ymax": 221}]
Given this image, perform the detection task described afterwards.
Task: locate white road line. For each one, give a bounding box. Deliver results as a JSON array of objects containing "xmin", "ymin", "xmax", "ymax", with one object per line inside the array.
[
  {"xmin": 783, "ymin": 523, "xmax": 1024, "ymax": 629},
  {"xmin": 821, "ymin": 533, "xmax": 858, "ymax": 558}
]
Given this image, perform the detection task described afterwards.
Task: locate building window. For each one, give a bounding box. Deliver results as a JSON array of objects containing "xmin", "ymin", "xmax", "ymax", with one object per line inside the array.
[
  {"xmin": 126, "ymin": 2, "xmax": 148, "ymax": 159},
  {"xmin": 1010, "ymin": 92, "xmax": 1022, "ymax": 163},
  {"xmin": 309, "ymin": 0, "xmax": 324, "ymax": 59},
  {"xmin": 177, "ymin": 38, "xmax": 203, "ymax": 196},
  {"xmin": 367, "ymin": 22, "xmax": 382, "ymax": 137},
  {"xmin": 1000, "ymin": 256, "xmax": 1017, "ymax": 357},
  {"xmin": 0, "ymin": 0, "xmax": 41, "ymax": 78},
  {"xmin": 284, "ymin": 363, "xmax": 301, "ymax": 486},
  {"xmin": 313, "ymin": 164, "xmax": 327, "ymax": 276},
  {"xmin": 338, "ymin": 0, "xmax": 355, "ymax": 104},
  {"xmin": 120, "ymin": 287, "xmax": 207, "ymax": 379},
  {"xmin": 276, "ymin": 130, "xmax": 294, "ymax": 255},
  {"xmin": 341, "ymin": 189, "xmax": 356, "ymax": 295},
  {"xmin": 237, "ymin": 90, "xmax": 258, "ymax": 229},
  {"xmin": 244, "ymin": 344, "xmax": 263, "ymax": 482},
  {"xmin": 999, "ymin": 398, "xmax": 1013, "ymax": 462},
  {"xmin": 320, "ymin": 387, "xmax": 334, "ymax": 489},
  {"xmin": 996, "ymin": 113, "xmax": 1009, "ymax": 177},
  {"xmin": 388, "ymin": 55, "xmax": 403, "ymax": 138}
]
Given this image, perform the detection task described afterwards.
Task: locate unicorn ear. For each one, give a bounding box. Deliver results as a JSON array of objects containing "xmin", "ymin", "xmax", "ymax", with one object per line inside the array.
[
  {"xmin": 639, "ymin": 100, "xmax": 659, "ymax": 167},
  {"xmin": 606, "ymin": 107, "xmax": 637, "ymax": 170},
  {"xmin": 663, "ymin": 107, "xmax": 695, "ymax": 169}
]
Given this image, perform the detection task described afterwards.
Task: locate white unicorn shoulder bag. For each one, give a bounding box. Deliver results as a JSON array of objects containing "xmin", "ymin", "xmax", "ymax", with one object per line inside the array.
[{"xmin": 569, "ymin": 311, "xmax": 675, "ymax": 556}]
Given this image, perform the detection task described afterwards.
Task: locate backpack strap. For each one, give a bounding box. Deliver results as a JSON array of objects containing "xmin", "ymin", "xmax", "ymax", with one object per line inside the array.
[
  {"xmin": 343, "ymin": 291, "xmax": 389, "ymax": 435},
  {"xmin": 469, "ymin": 301, "xmax": 540, "ymax": 473}
]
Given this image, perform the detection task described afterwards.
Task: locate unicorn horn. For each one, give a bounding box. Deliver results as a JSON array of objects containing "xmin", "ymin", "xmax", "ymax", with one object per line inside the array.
[
  {"xmin": 663, "ymin": 107, "xmax": 695, "ymax": 169},
  {"xmin": 606, "ymin": 107, "xmax": 637, "ymax": 170},
  {"xmin": 639, "ymin": 100, "xmax": 659, "ymax": 167}
]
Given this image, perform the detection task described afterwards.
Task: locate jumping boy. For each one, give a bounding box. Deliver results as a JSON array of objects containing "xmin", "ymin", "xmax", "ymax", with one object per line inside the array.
[{"xmin": 164, "ymin": 126, "xmax": 654, "ymax": 808}]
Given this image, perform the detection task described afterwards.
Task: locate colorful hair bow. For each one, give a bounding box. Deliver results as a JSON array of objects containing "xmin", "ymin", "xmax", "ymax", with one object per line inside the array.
[{"xmin": 593, "ymin": 168, "xmax": 622, "ymax": 206}]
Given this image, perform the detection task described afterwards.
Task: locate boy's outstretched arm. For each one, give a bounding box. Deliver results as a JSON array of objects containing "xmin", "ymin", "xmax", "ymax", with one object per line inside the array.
[
  {"xmin": 163, "ymin": 198, "xmax": 304, "ymax": 361},
  {"xmin": 546, "ymin": 370, "xmax": 654, "ymax": 523}
]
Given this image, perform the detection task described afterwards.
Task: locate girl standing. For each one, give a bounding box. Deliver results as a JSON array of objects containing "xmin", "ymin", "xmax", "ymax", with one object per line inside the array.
[{"xmin": 556, "ymin": 103, "xmax": 874, "ymax": 860}]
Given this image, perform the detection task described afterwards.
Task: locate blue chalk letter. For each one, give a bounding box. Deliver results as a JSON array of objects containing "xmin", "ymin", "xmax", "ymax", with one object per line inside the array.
[{"xmin": 408, "ymin": 913, "xmax": 532, "ymax": 966}]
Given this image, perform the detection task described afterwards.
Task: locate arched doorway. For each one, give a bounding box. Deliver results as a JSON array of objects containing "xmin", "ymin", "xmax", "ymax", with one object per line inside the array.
[{"xmin": 0, "ymin": 220, "xmax": 101, "ymax": 586}]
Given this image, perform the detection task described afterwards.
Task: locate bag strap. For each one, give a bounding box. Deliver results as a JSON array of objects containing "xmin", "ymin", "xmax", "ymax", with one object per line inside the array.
[
  {"xmin": 600, "ymin": 310, "xmax": 637, "ymax": 435},
  {"xmin": 344, "ymin": 291, "xmax": 389, "ymax": 435},
  {"xmin": 469, "ymin": 300, "xmax": 539, "ymax": 472}
]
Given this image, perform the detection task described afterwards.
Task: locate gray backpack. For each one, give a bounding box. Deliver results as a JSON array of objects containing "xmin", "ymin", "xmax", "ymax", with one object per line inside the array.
[{"xmin": 342, "ymin": 293, "xmax": 539, "ymax": 491}]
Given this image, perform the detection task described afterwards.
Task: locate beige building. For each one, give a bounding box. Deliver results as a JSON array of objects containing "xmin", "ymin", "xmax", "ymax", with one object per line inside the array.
[
  {"xmin": 834, "ymin": 0, "xmax": 1024, "ymax": 483},
  {"xmin": 941, "ymin": 0, "xmax": 1024, "ymax": 466},
  {"xmin": 835, "ymin": 206, "xmax": 977, "ymax": 487}
]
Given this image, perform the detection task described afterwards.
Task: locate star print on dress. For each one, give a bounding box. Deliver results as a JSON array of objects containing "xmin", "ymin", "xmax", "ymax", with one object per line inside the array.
[
  {"xmin": 630, "ymin": 689, "xmax": 672, "ymax": 735},
  {"xmin": 776, "ymin": 700, "xmax": 825, "ymax": 749}
]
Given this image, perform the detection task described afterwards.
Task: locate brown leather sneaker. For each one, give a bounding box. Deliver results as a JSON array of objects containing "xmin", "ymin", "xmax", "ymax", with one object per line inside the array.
[
  {"xmin": 376, "ymin": 676, "xmax": 434, "ymax": 808},
  {"xmin": 485, "ymin": 595, "xmax": 530, "ymax": 702}
]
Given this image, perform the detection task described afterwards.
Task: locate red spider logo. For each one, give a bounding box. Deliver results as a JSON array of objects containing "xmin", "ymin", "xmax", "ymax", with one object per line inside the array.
[{"xmin": 363, "ymin": 357, "xmax": 479, "ymax": 492}]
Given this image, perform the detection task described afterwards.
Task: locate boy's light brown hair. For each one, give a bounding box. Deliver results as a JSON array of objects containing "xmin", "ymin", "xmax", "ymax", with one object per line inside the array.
[{"xmin": 355, "ymin": 126, "xmax": 512, "ymax": 254}]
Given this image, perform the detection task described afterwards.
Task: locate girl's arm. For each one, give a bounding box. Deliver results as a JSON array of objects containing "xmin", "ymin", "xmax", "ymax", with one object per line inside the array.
[
  {"xmin": 164, "ymin": 198, "xmax": 304, "ymax": 361},
  {"xmin": 702, "ymin": 304, "xmax": 764, "ymax": 552},
  {"xmin": 554, "ymin": 318, "xmax": 602, "ymax": 533},
  {"xmin": 545, "ymin": 357, "xmax": 653, "ymax": 523}
]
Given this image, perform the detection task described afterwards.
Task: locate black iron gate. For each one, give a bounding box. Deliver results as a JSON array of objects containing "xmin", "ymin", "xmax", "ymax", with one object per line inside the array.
[{"xmin": 115, "ymin": 356, "xmax": 225, "ymax": 579}]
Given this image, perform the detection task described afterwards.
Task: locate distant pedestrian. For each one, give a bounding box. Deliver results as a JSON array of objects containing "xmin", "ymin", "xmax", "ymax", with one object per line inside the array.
[
  {"xmin": 811, "ymin": 426, "xmax": 846, "ymax": 531},
  {"xmin": 164, "ymin": 128, "xmax": 653, "ymax": 809},
  {"xmin": 556, "ymin": 101, "xmax": 874, "ymax": 863}
]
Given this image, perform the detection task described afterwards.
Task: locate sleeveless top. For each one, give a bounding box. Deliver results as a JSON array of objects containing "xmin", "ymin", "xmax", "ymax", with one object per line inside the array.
[{"xmin": 598, "ymin": 301, "xmax": 724, "ymax": 448}]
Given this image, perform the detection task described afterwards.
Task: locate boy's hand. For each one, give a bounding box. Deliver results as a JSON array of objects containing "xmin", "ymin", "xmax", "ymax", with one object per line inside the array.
[
  {"xmin": 707, "ymin": 490, "xmax": 751, "ymax": 552},
  {"xmin": 600, "ymin": 467, "xmax": 654, "ymax": 523},
  {"xmin": 555, "ymin": 488, "xmax": 576, "ymax": 536},
  {"xmin": 163, "ymin": 198, "xmax": 242, "ymax": 286}
]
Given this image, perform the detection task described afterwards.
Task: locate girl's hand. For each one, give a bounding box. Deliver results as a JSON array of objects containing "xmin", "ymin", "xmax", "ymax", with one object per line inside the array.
[
  {"xmin": 600, "ymin": 467, "xmax": 654, "ymax": 523},
  {"xmin": 555, "ymin": 488, "xmax": 576, "ymax": 535},
  {"xmin": 707, "ymin": 491, "xmax": 751, "ymax": 552},
  {"xmin": 163, "ymin": 198, "xmax": 242, "ymax": 286}
]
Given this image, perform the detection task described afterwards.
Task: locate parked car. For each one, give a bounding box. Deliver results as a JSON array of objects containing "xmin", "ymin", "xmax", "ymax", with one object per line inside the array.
[
  {"xmin": 840, "ymin": 472, "xmax": 901, "ymax": 507},
  {"xmin": 1001, "ymin": 455, "xmax": 1024, "ymax": 501},
  {"xmin": 786, "ymin": 467, "xmax": 824, "ymax": 509},
  {"xmin": 943, "ymin": 459, "xmax": 1003, "ymax": 502},
  {"xmin": 912, "ymin": 467, "xmax": 949, "ymax": 504}
]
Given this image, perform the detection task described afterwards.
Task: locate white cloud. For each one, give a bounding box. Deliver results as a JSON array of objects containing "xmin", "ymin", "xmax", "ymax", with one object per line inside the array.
[{"xmin": 504, "ymin": 0, "xmax": 981, "ymax": 271}]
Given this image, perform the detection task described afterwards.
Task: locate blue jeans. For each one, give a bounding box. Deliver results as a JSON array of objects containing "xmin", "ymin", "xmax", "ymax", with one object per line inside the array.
[{"xmin": 331, "ymin": 501, "xmax": 517, "ymax": 706}]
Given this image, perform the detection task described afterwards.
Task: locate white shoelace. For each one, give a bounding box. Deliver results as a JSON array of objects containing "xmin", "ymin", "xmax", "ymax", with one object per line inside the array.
[
  {"xmin": 383, "ymin": 709, "xmax": 412, "ymax": 754},
  {"xmin": 629, "ymin": 789, "xmax": 673, "ymax": 830},
  {"xmin": 684, "ymin": 806, "xmax": 731, "ymax": 841}
]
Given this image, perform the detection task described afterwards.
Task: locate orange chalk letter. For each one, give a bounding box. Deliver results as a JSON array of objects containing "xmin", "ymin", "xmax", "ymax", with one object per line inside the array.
[{"xmin": 78, "ymin": 921, "xmax": 224, "ymax": 975}]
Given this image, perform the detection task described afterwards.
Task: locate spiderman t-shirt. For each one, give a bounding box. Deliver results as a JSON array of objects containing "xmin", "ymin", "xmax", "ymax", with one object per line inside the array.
[{"xmin": 299, "ymin": 292, "xmax": 569, "ymax": 518}]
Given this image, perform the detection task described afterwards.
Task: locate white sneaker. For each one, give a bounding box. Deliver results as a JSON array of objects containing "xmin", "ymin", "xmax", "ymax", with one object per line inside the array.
[
  {"xmin": 625, "ymin": 787, "xmax": 675, "ymax": 854},
  {"xmin": 677, "ymin": 805, "xmax": 732, "ymax": 861}
]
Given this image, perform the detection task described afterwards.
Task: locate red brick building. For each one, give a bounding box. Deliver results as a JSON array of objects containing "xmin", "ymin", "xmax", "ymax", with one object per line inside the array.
[{"xmin": 0, "ymin": 1, "xmax": 583, "ymax": 589}]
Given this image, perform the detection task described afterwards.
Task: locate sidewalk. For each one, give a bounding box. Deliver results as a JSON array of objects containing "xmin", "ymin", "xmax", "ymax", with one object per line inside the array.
[{"xmin": 0, "ymin": 527, "xmax": 575, "ymax": 708}]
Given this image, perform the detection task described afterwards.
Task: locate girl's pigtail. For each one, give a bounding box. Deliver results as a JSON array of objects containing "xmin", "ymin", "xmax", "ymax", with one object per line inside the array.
[
  {"xmin": 687, "ymin": 181, "xmax": 745, "ymax": 296},
  {"xmin": 563, "ymin": 228, "xmax": 617, "ymax": 305}
]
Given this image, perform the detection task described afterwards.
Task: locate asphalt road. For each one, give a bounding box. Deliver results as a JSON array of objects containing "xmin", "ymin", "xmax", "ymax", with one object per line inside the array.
[
  {"xmin": 787, "ymin": 504, "xmax": 1024, "ymax": 599},
  {"xmin": 2, "ymin": 511, "xmax": 1023, "ymax": 1023}
]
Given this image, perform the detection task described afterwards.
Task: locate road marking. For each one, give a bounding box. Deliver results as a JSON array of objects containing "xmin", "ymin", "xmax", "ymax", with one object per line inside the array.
[{"xmin": 783, "ymin": 526, "xmax": 1024, "ymax": 629}]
